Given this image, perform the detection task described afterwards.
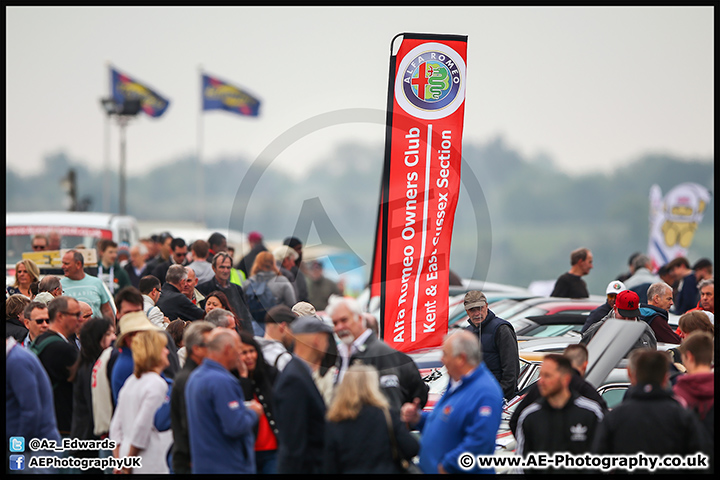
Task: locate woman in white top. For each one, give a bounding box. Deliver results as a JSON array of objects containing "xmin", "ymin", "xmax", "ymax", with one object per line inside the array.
[{"xmin": 109, "ymin": 329, "xmax": 172, "ymax": 474}]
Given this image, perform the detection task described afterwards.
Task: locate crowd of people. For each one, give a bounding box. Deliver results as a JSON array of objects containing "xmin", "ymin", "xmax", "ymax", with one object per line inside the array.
[{"xmin": 5, "ymin": 235, "xmax": 715, "ymax": 474}]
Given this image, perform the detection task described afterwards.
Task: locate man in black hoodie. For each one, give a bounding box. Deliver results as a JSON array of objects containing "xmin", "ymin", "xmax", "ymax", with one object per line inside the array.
[{"xmin": 592, "ymin": 349, "xmax": 709, "ymax": 473}]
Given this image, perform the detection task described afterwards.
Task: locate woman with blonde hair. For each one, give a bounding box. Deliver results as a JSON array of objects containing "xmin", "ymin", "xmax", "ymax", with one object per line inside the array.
[
  {"xmin": 324, "ymin": 364, "xmax": 419, "ymax": 474},
  {"xmin": 7, "ymin": 259, "xmax": 40, "ymax": 298},
  {"xmin": 244, "ymin": 251, "xmax": 296, "ymax": 335},
  {"xmin": 110, "ymin": 328, "xmax": 173, "ymax": 474}
]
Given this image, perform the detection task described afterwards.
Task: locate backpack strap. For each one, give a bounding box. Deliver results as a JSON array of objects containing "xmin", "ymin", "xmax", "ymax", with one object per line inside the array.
[
  {"xmin": 274, "ymin": 351, "xmax": 292, "ymax": 369},
  {"xmin": 29, "ymin": 334, "xmax": 65, "ymax": 357}
]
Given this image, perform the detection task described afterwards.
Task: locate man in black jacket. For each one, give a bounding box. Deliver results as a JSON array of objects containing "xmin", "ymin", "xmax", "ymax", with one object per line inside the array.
[
  {"xmin": 515, "ymin": 354, "xmax": 604, "ymax": 474},
  {"xmin": 510, "ymin": 344, "xmax": 607, "ymax": 436},
  {"xmin": 33, "ymin": 296, "xmax": 81, "ymax": 437},
  {"xmin": 592, "ymin": 349, "xmax": 710, "ymax": 473},
  {"xmin": 157, "ymin": 265, "xmax": 205, "ymax": 322},
  {"xmin": 581, "ymin": 280, "xmax": 626, "ymax": 333},
  {"xmin": 170, "ymin": 321, "xmax": 214, "ymax": 474},
  {"xmin": 273, "ymin": 316, "xmax": 333, "ymax": 474},
  {"xmin": 197, "ymin": 252, "xmax": 253, "ymax": 333},
  {"xmin": 327, "ymin": 295, "xmax": 428, "ymax": 411}
]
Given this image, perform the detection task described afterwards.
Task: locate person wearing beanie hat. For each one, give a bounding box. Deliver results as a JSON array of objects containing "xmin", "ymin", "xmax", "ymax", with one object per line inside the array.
[
  {"xmin": 581, "ymin": 290, "xmax": 657, "ymax": 350},
  {"xmin": 236, "ymin": 231, "xmax": 267, "ymax": 278},
  {"xmin": 581, "ymin": 280, "xmax": 627, "ymax": 333}
]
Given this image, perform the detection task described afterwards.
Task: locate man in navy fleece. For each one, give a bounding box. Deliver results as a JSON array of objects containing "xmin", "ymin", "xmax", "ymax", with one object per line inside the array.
[
  {"xmin": 400, "ymin": 330, "xmax": 503, "ymax": 474},
  {"xmin": 185, "ymin": 328, "xmax": 263, "ymax": 474}
]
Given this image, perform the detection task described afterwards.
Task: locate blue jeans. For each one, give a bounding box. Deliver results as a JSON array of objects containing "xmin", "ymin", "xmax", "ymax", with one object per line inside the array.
[{"xmin": 255, "ymin": 450, "xmax": 278, "ymax": 474}]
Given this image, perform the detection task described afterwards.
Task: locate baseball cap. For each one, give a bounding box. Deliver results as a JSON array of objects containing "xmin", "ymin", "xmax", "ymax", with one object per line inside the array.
[
  {"xmin": 291, "ymin": 301, "xmax": 317, "ymax": 317},
  {"xmin": 606, "ymin": 280, "xmax": 627, "ymax": 295},
  {"xmin": 33, "ymin": 292, "xmax": 55, "ymax": 305},
  {"xmin": 616, "ymin": 290, "xmax": 641, "ymax": 318},
  {"xmin": 248, "ymin": 231, "xmax": 263, "ymax": 243},
  {"xmin": 464, "ymin": 290, "xmax": 487, "ymax": 310},
  {"xmin": 291, "ymin": 315, "xmax": 333, "ymax": 335},
  {"xmin": 265, "ymin": 304, "xmax": 297, "ymax": 325}
]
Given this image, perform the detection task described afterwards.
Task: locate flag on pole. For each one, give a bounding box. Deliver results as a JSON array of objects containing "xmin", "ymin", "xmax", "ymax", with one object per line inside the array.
[
  {"xmin": 372, "ymin": 33, "xmax": 468, "ymax": 353},
  {"xmin": 202, "ymin": 73, "xmax": 260, "ymax": 117},
  {"xmin": 110, "ymin": 67, "xmax": 170, "ymax": 118},
  {"xmin": 647, "ymin": 182, "xmax": 712, "ymax": 270}
]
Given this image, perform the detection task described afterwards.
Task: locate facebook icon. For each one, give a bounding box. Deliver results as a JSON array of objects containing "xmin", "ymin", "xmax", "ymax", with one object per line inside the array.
[{"xmin": 9, "ymin": 455, "xmax": 25, "ymax": 471}]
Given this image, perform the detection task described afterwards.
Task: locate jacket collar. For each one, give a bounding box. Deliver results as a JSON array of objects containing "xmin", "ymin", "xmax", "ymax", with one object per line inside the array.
[{"xmin": 465, "ymin": 309, "xmax": 497, "ymax": 331}]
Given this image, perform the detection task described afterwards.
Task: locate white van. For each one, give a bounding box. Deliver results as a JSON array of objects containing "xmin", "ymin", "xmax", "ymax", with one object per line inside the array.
[{"xmin": 6, "ymin": 211, "xmax": 139, "ymax": 274}]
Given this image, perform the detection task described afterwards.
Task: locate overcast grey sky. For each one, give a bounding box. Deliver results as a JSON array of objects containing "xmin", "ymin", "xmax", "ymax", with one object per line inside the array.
[{"xmin": 6, "ymin": 6, "xmax": 714, "ymax": 179}]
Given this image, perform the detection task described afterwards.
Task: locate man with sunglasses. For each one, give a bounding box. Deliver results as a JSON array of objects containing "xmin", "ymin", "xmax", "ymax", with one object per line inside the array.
[
  {"xmin": 21, "ymin": 301, "xmax": 50, "ymax": 348},
  {"xmin": 31, "ymin": 234, "xmax": 49, "ymax": 251},
  {"xmin": 581, "ymin": 280, "xmax": 627, "ymax": 333},
  {"xmin": 31, "ymin": 296, "xmax": 82, "ymax": 437},
  {"xmin": 152, "ymin": 237, "xmax": 189, "ymax": 284}
]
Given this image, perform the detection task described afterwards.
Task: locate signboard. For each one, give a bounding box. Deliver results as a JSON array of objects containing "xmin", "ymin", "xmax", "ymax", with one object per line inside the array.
[{"xmin": 374, "ymin": 33, "xmax": 468, "ymax": 353}]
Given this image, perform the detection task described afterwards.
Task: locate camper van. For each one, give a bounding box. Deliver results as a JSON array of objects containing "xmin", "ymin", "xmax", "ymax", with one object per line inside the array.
[{"xmin": 6, "ymin": 211, "xmax": 139, "ymax": 279}]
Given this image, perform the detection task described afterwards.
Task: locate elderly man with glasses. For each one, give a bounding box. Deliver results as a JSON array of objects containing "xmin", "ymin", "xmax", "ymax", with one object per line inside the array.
[{"xmin": 197, "ymin": 252, "xmax": 253, "ymax": 333}]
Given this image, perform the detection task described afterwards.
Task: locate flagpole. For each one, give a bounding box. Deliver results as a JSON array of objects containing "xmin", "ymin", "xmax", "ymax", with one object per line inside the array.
[
  {"xmin": 103, "ymin": 61, "xmax": 112, "ymax": 212},
  {"xmin": 197, "ymin": 65, "xmax": 205, "ymax": 226}
]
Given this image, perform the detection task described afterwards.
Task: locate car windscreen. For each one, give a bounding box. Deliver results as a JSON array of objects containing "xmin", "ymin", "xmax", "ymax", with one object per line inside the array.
[
  {"xmin": 521, "ymin": 324, "xmax": 583, "ymax": 338},
  {"xmin": 6, "ymin": 228, "xmax": 109, "ymax": 266}
]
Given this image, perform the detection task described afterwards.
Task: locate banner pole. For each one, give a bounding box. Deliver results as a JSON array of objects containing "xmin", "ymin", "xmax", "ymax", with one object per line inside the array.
[{"xmin": 197, "ymin": 65, "xmax": 205, "ymax": 226}]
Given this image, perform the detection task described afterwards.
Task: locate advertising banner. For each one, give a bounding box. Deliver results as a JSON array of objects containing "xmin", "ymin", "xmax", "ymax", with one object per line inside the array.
[
  {"xmin": 375, "ymin": 33, "xmax": 467, "ymax": 353},
  {"xmin": 647, "ymin": 182, "xmax": 711, "ymax": 269}
]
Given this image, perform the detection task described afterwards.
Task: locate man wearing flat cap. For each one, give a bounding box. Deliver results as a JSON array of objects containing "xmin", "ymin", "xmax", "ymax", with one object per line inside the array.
[
  {"xmin": 463, "ymin": 290, "xmax": 519, "ymax": 400},
  {"xmin": 272, "ymin": 315, "xmax": 333, "ymax": 474}
]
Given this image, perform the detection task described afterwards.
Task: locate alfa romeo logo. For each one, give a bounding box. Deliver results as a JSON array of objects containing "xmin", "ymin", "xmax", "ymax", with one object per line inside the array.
[{"xmin": 395, "ymin": 42, "xmax": 466, "ymax": 120}]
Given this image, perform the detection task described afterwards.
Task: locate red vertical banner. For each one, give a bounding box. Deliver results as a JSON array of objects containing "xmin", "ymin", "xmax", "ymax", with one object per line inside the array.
[{"xmin": 373, "ymin": 33, "xmax": 467, "ymax": 353}]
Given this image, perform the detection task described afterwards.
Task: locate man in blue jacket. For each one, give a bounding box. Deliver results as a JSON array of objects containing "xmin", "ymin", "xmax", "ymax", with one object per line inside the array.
[
  {"xmin": 185, "ymin": 328, "xmax": 263, "ymax": 474},
  {"xmin": 6, "ymin": 336, "xmax": 62, "ymax": 474},
  {"xmin": 401, "ymin": 330, "xmax": 503, "ymax": 474}
]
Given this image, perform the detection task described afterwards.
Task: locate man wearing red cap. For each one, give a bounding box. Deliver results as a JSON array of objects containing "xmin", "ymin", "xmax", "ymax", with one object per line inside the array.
[
  {"xmin": 580, "ymin": 290, "xmax": 657, "ymax": 350},
  {"xmin": 236, "ymin": 231, "xmax": 267, "ymax": 278}
]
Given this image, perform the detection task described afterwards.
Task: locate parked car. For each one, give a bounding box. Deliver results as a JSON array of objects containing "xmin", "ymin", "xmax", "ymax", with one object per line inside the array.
[
  {"xmin": 450, "ymin": 296, "xmax": 604, "ymax": 332},
  {"xmin": 515, "ymin": 312, "xmax": 588, "ymax": 339},
  {"xmin": 447, "ymin": 291, "xmax": 538, "ymax": 328}
]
